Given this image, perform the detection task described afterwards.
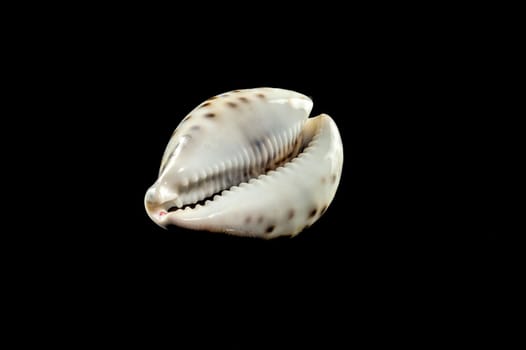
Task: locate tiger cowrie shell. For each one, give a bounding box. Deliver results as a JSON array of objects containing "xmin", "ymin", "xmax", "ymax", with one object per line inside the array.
[{"xmin": 145, "ymin": 88, "xmax": 343, "ymax": 239}]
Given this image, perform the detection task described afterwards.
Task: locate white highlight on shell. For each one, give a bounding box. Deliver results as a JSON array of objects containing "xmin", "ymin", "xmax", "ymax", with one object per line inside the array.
[{"xmin": 145, "ymin": 87, "xmax": 343, "ymax": 239}]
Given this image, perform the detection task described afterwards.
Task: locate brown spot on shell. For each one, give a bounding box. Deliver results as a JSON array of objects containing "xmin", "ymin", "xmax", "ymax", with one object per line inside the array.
[
  {"xmin": 239, "ymin": 97, "xmax": 249, "ymax": 103},
  {"xmin": 321, "ymin": 177, "xmax": 326, "ymax": 184},
  {"xmin": 227, "ymin": 101, "xmax": 238, "ymax": 108},
  {"xmin": 257, "ymin": 216, "xmax": 264, "ymax": 224},
  {"xmin": 265, "ymin": 225, "xmax": 275, "ymax": 234},
  {"xmin": 145, "ymin": 200, "xmax": 160, "ymax": 214},
  {"xmin": 205, "ymin": 113, "xmax": 216, "ymax": 118},
  {"xmin": 309, "ymin": 208, "xmax": 318, "ymax": 218},
  {"xmin": 201, "ymin": 102, "xmax": 211, "ymax": 107},
  {"xmin": 208, "ymin": 96, "xmax": 219, "ymax": 100},
  {"xmin": 288, "ymin": 209, "xmax": 295, "ymax": 220},
  {"xmin": 190, "ymin": 125, "xmax": 200, "ymax": 131},
  {"xmin": 320, "ymin": 205, "xmax": 328, "ymax": 216},
  {"xmin": 331, "ymin": 174, "xmax": 337, "ymax": 184},
  {"xmin": 257, "ymin": 93, "xmax": 265, "ymax": 99},
  {"xmin": 174, "ymin": 116, "xmax": 190, "ymax": 134},
  {"xmin": 245, "ymin": 216, "xmax": 251, "ymax": 224}
]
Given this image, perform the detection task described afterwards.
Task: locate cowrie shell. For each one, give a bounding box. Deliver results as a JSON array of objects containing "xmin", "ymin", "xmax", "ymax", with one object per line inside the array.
[{"xmin": 145, "ymin": 88, "xmax": 343, "ymax": 239}]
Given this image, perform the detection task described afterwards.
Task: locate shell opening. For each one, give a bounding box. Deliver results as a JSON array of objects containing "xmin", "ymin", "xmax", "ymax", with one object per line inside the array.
[{"xmin": 150, "ymin": 118, "xmax": 323, "ymax": 215}]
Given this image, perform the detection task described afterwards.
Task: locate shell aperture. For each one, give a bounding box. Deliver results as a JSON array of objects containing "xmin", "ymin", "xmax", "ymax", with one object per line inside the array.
[{"xmin": 145, "ymin": 88, "xmax": 343, "ymax": 239}]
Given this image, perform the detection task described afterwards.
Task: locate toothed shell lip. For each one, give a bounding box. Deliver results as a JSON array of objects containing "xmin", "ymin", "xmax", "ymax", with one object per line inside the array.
[{"xmin": 145, "ymin": 88, "xmax": 343, "ymax": 238}]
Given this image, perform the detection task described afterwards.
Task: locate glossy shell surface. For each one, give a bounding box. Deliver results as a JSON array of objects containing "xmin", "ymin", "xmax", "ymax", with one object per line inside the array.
[{"xmin": 145, "ymin": 88, "xmax": 343, "ymax": 239}]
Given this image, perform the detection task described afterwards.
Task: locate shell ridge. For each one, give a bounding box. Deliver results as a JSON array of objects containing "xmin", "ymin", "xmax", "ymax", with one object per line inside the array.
[{"xmin": 145, "ymin": 88, "xmax": 342, "ymax": 239}]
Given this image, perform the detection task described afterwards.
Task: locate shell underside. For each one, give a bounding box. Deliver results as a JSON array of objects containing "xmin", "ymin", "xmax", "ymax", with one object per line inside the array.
[{"xmin": 145, "ymin": 88, "xmax": 343, "ymax": 239}]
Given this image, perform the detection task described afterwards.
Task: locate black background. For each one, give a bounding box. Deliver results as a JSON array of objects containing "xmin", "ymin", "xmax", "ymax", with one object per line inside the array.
[
  {"xmin": 4, "ymin": 8, "xmax": 503, "ymax": 344},
  {"xmin": 74, "ymin": 40, "xmax": 490, "ymax": 282},
  {"xmin": 48, "ymin": 20, "xmax": 496, "ymax": 281},
  {"xmin": 18, "ymin": 11, "xmax": 503, "ymax": 338}
]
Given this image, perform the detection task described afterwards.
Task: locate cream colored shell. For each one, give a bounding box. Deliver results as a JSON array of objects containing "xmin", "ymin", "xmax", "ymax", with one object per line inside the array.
[{"xmin": 145, "ymin": 88, "xmax": 343, "ymax": 239}]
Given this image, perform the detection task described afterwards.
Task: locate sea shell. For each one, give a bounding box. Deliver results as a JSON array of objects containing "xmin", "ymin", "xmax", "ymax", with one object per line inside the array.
[{"xmin": 145, "ymin": 88, "xmax": 343, "ymax": 239}]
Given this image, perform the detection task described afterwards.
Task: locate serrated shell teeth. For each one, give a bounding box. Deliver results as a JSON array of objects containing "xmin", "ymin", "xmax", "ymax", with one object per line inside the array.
[{"xmin": 144, "ymin": 88, "xmax": 343, "ymax": 239}]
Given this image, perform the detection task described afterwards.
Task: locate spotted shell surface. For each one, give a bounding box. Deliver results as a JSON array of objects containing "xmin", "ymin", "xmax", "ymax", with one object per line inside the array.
[{"xmin": 145, "ymin": 88, "xmax": 343, "ymax": 239}]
